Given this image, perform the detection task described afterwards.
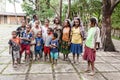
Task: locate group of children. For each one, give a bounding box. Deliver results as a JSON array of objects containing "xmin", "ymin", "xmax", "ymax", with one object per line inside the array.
[
  {"xmin": 9, "ymin": 21, "xmax": 59, "ymax": 68},
  {"xmin": 9, "ymin": 16, "xmax": 100, "ymax": 76}
]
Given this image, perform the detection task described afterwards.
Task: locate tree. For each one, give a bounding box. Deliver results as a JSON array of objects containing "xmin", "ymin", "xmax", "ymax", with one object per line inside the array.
[
  {"xmin": 66, "ymin": 0, "xmax": 71, "ymax": 19},
  {"xmin": 59, "ymin": 0, "xmax": 63, "ymax": 25},
  {"xmin": 101, "ymin": 0, "xmax": 120, "ymax": 51},
  {"xmin": 22, "ymin": 0, "xmax": 60, "ymax": 21},
  {"xmin": 21, "ymin": 1, "xmax": 35, "ymax": 16}
]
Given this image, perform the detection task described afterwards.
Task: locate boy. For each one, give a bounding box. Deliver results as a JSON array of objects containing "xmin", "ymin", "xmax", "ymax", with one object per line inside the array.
[
  {"xmin": 35, "ymin": 32, "xmax": 44, "ymax": 61},
  {"xmin": 8, "ymin": 31, "xmax": 21, "ymax": 68},
  {"xmin": 20, "ymin": 24, "xmax": 32, "ymax": 64},
  {"xmin": 16, "ymin": 20, "xmax": 26, "ymax": 37},
  {"xmin": 50, "ymin": 33, "xmax": 59, "ymax": 65},
  {"xmin": 44, "ymin": 28, "xmax": 53, "ymax": 62}
]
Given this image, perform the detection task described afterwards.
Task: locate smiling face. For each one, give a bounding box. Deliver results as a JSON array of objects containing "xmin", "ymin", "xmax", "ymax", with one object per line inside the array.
[
  {"xmin": 64, "ymin": 20, "xmax": 68, "ymax": 27},
  {"xmin": 74, "ymin": 19, "xmax": 80, "ymax": 27}
]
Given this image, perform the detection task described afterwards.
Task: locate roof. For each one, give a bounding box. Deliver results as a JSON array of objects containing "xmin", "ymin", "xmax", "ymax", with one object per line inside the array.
[{"xmin": 0, "ymin": 12, "xmax": 26, "ymax": 16}]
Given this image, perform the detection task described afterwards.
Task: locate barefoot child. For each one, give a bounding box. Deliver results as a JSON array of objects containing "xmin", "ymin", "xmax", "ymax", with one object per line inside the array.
[
  {"xmin": 70, "ymin": 18, "xmax": 83, "ymax": 64},
  {"xmin": 8, "ymin": 31, "xmax": 21, "ymax": 68},
  {"xmin": 83, "ymin": 18, "xmax": 99, "ymax": 76},
  {"xmin": 50, "ymin": 33, "xmax": 59, "ymax": 65},
  {"xmin": 44, "ymin": 28, "xmax": 52, "ymax": 62},
  {"xmin": 35, "ymin": 32, "xmax": 44, "ymax": 61}
]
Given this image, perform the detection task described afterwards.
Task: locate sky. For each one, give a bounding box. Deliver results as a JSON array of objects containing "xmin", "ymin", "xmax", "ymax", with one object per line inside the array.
[{"xmin": 6, "ymin": 0, "xmax": 24, "ymax": 13}]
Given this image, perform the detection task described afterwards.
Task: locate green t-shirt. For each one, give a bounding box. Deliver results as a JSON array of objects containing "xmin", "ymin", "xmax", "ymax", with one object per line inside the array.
[{"xmin": 85, "ymin": 27, "xmax": 97, "ymax": 48}]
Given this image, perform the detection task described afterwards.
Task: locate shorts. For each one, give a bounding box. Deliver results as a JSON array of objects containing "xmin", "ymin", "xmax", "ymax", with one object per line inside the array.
[
  {"xmin": 50, "ymin": 52, "xmax": 58, "ymax": 59},
  {"xmin": 20, "ymin": 44, "xmax": 30, "ymax": 55},
  {"xmin": 44, "ymin": 46, "xmax": 50, "ymax": 54},
  {"xmin": 35, "ymin": 50, "xmax": 42, "ymax": 55},
  {"xmin": 12, "ymin": 50, "xmax": 20, "ymax": 59}
]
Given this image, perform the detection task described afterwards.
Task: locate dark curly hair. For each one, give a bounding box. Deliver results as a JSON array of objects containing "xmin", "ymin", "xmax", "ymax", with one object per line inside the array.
[
  {"xmin": 72, "ymin": 17, "xmax": 81, "ymax": 27},
  {"xmin": 53, "ymin": 17, "xmax": 60, "ymax": 24},
  {"xmin": 53, "ymin": 33, "xmax": 58, "ymax": 38},
  {"xmin": 64, "ymin": 19, "xmax": 71, "ymax": 28}
]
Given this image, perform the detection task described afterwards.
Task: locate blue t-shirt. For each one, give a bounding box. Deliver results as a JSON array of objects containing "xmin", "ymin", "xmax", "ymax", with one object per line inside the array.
[
  {"xmin": 50, "ymin": 39, "xmax": 59, "ymax": 53},
  {"xmin": 35, "ymin": 37, "xmax": 44, "ymax": 51},
  {"xmin": 21, "ymin": 31, "xmax": 32, "ymax": 45}
]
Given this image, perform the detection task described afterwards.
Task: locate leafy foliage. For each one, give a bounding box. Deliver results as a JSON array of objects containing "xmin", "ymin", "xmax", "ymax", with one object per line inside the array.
[{"xmin": 112, "ymin": 3, "xmax": 120, "ymax": 29}]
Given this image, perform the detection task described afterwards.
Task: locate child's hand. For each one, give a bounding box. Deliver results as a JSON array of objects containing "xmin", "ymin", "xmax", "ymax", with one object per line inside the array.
[{"xmin": 92, "ymin": 48, "xmax": 96, "ymax": 52}]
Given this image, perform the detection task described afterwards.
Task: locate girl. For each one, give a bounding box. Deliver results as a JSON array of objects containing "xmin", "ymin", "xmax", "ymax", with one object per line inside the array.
[
  {"xmin": 83, "ymin": 18, "xmax": 98, "ymax": 76},
  {"xmin": 60, "ymin": 19, "xmax": 71, "ymax": 61},
  {"xmin": 70, "ymin": 18, "xmax": 84, "ymax": 64},
  {"xmin": 42, "ymin": 19, "xmax": 51, "ymax": 41},
  {"xmin": 31, "ymin": 20, "xmax": 42, "ymax": 38}
]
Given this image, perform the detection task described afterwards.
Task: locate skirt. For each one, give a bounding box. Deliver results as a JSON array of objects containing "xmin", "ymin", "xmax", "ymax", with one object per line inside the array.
[
  {"xmin": 60, "ymin": 41, "xmax": 70, "ymax": 54},
  {"xmin": 70, "ymin": 43, "xmax": 83, "ymax": 54},
  {"xmin": 83, "ymin": 46, "xmax": 96, "ymax": 62}
]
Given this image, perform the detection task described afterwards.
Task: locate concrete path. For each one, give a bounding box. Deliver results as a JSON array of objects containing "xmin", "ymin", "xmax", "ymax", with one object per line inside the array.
[{"xmin": 0, "ymin": 25, "xmax": 120, "ymax": 80}]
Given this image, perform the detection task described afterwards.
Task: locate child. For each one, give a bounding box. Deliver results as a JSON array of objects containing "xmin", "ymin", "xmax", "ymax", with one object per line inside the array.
[
  {"xmin": 20, "ymin": 24, "xmax": 32, "ymax": 64},
  {"xmin": 83, "ymin": 18, "xmax": 98, "ymax": 76},
  {"xmin": 50, "ymin": 33, "xmax": 59, "ymax": 65},
  {"xmin": 44, "ymin": 28, "xmax": 53, "ymax": 62},
  {"xmin": 35, "ymin": 32, "xmax": 44, "ymax": 61},
  {"xmin": 8, "ymin": 31, "xmax": 21, "ymax": 68},
  {"xmin": 70, "ymin": 18, "xmax": 84, "ymax": 64}
]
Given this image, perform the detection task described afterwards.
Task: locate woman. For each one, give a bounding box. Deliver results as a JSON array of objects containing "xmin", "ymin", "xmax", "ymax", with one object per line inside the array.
[
  {"xmin": 53, "ymin": 17, "xmax": 62, "ymax": 57},
  {"xmin": 70, "ymin": 18, "xmax": 84, "ymax": 64},
  {"xmin": 53, "ymin": 17, "xmax": 62, "ymax": 40},
  {"xmin": 31, "ymin": 20, "xmax": 42, "ymax": 38},
  {"xmin": 60, "ymin": 19, "xmax": 71, "ymax": 61}
]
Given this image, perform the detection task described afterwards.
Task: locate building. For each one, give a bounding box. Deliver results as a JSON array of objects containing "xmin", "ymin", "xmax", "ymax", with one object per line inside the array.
[
  {"xmin": 0, "ymin": 12, "xmax": 26, "ymax": 24},
  {"xmin": 0, "ymin": 0, "xmax": 25, "ymax": 24}
]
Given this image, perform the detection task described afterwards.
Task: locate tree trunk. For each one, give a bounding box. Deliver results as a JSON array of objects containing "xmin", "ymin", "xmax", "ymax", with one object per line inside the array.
[
  {"xmin": 102, "ymin": 15, "xmax": 115, "ymax": 51},
  {"xmin": 13, "ymin": 0, "xmax": 18, "ymax": 24},
  {"xmin": 101, "ymin": 0, "xmax": 116, "ymax": 51},
  {"xmin": 59, "ymin": 0, "xmax": 62, "ymax": 25},
  {"xmin": 66, "ymin": 0, "xmax": 71, "ymax": 19},
  {"xmin": 35, "ymin": 0, "xmax": 39, "ymax": 11}
]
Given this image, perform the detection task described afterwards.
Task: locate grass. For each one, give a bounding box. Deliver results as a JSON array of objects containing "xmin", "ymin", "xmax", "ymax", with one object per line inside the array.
[{"xmin": 112, "ymin": 36, "xmax": 120, "ymax": 40}]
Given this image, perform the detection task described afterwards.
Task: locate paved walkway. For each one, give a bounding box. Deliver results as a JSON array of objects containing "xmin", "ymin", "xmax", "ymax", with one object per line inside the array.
[{"xmin": 0, "ymin": 25, "xmax": 120, "ymax": 80}]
